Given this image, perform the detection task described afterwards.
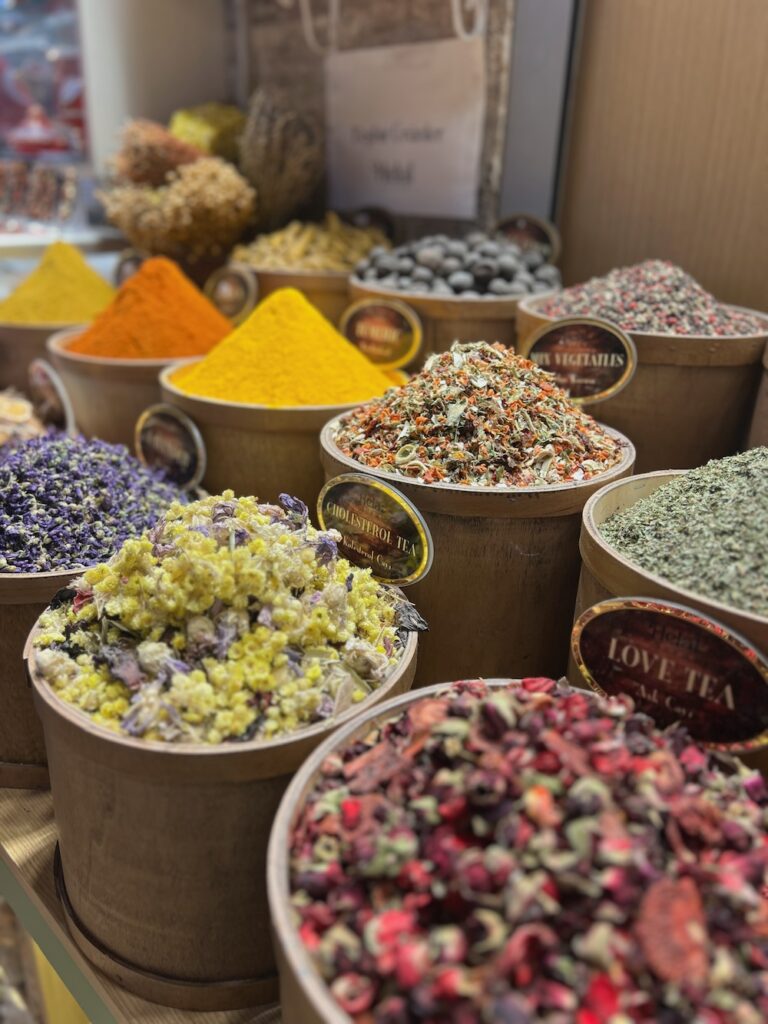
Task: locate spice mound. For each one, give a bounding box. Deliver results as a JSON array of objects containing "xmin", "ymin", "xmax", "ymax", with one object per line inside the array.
[
  {"xmin": 333, "ymin": 341, "xmax": 624, "ymax": 486},
  {"xmin": 290, "ymin": 678, "xmax": 768, "ymax": 1024},
  {"xmin": 538, "ymin": 259, "xmax": 765, "ymax": 336},
  {"xmin": 355, "ymin": 230, "xmax": 560, "ymax": 298},
  {"xmin": 0, "ymin": 436, "xmax": 185, "ymax": 574},
  {"xmin": 171, "ymin": 288, "xmax": 394, "ymax": 407},
  {"xmin": 33, "ymin": 493, "xmax": 425, "ymax": 743},
  {"xmin": 233, "ymin": 213, "xmax": 390, "ymax": 273},
  {"xmin": 0, "ymin": 242, "xmax": 114, "ymax": 325},
  {"xmin": 66, "ymin": 257, "xmax": 231, "ymax": 359},
  {"xmin": 601, "ymin": 447, "xmax": 768, "ymax": 617}
]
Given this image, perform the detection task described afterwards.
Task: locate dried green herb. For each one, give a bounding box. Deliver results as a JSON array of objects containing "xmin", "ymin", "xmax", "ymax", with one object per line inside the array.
[{"xmin": 601, "ymin": 448, "xmax": 768, "ymax": 616}]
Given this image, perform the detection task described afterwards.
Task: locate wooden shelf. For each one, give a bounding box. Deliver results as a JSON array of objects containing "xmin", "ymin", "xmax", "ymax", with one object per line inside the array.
[{"xmin": 0, "ymin": 788, "xmax": 280, "ymax": 1024}]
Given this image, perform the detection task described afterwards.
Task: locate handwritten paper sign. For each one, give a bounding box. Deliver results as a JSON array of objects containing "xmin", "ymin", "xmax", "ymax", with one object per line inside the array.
[{"xmin": 325, "ymin": 38, "xmax": 486, "ymax": 218}]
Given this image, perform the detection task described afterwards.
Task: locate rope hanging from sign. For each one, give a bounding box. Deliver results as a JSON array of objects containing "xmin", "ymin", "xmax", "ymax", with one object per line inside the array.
[
  {"xmin": 296, "ymin": 0, "xmax": 340, "ymax": 55},
  {"xmin": 450, "ymin": 0, "xmax": 488, "ymax": 39}
]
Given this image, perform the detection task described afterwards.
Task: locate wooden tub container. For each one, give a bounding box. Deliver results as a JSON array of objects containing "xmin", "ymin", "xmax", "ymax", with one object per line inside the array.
[
  {"xmin": 0, "ymin": 322, "xmax": 70, "ymax": 392},
  {"xmin": 748, "ymin": 341, "xmax": 768, "ymax": 449},
  {"xmin": 48, "ymin": 329, "xmax": 174, "ymax": 447},
  {"xmin": 349, "ymin": 278, "xmax": 532, "ymax": 363},
  {"xmin": 0, "ymin": 569, "xmax": 79, "ymax": 788},
  {"xmin": 516, "ymin": 296, "xmax": 768, "ymax": 473},
  {"xmin": 161, "ymin": 364, "xmax": 359, "ymax": 506},
  {"xmin": 571, "ymin": 470, "xmax": 768, "ymax": 661},
  {"xmin": 27, "ymin": 629, "xmax": 418, "ymax": 1011},
  {"xmin": 569, "ymin": 470, "xmax": 768, "ymax": 773},
  {"xmin": 268, "ymin": 678, "xmax": 515, "ymax": 1024},
  {"xmin": 320, "ymin": 420, "xmax": 636, "ymax": 685},
  {"xmin": 254, "ymin": 268, "xmax": 350, "ymax": 325}
]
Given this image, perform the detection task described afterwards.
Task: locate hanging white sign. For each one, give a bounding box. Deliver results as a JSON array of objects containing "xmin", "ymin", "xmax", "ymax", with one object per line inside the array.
[{"xmin": 325, "ymin": 37, "xmax": 486, "ymax": 218}]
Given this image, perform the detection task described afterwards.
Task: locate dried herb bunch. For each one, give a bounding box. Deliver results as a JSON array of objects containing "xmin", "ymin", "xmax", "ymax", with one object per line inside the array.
[
  {"xmin": 290, "ymin": 678, "xmax": 768, "ymax": 1024},
  {"xmin": 333, "ymin": 342, "xmax": 624, "ymax": 487},
  {"xmin": 239, "ymin": 88, "xmax": 324, "ymax": 231},
  {"xmin": 101, "ymin": 157, "xmax": 256, "ymax": 264},
  {"xmin": 112, "ymin": 118, "xmax": 203, "ymax": 187}
]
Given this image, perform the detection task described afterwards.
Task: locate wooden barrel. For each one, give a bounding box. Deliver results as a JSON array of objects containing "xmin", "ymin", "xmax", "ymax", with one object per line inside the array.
[
  {"xmin": 569, "ymin": 470, "xmax": 768, "ymax": 773},
  {"xmin": 27, "ymin": 629, "xmax": 418, "ymax": 1011},
  {"xmin": 571, "ymin": 470, "xmax": 768, "ymax": 660},
  {"xmin": 0, "ymin": 322, "xmax": 67, "ymax": 392},
  {"xmin": 0, "ymin": 569, "xmax": 79, "ymax": 788},
  {"xmin": 349, "ymin": 278, "xmax": 530, "ymax": 363},
  {"xmin": 748, "ymin": 341, "xmax": 768, "ymax": 449},
  {"xmin": 253, "ymin": 268, "xmax": 350, "ymax": 326},
  {"xmin": 48, "ymin": 329, "xmax": 175, "ymax": 447},
  {"xmin": 161, "ymin": 364, "xmax": 358, "ymax": 507},
  {"xmin": 516, "ymin": 296, "xmax": 768, "ymax": 473},
  {"xmin": 320, "ymin": 421, "xmax": 636, "ymax": 685},
  {"xmin": 268, "ymin": 679, "xmax": 515, "ymax": 1024}
]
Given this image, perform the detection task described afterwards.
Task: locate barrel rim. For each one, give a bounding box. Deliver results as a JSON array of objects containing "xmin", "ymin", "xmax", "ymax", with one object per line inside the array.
[
  {"xmin": 160, "ymin": 360, "xmax": 377, "ymax": 420},
  {"xmin": 48, "ymin": 326, "xmax": 192, "ymax": 369},
  {"xmin": 581, "ymin": 469, "xmax": 768, "ymax": 631},
  {"xmin": 0, "ymin": 566, "xmax": 82, "ymax": 605},
  {"xmin": 267, "ymin": 678, "xmax": 518, "ymax": 1024},
  {"xmin": 26, "ymin": 624, "xmax": 418, "ymax": 764},
  {"xmin": 518, "ymin": 294, "xmax": 768, "ymax": 344},
  {"xmin": 251, "ymin": 266, "xmax": 350, "ymax": 287},
  {"xmin": 0, "ymin": 319, "xmax": 87, "ymax": 333},
  {"xmin": 320, "ymin": 416, "xmax": 636, "ymax": 512},
  {"xmin": 349, "ymin": 276, "xmax": 552, "ymax": 315}
]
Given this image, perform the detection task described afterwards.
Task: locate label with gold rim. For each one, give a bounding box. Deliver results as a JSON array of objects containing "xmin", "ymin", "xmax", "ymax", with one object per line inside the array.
[
  {"xmin": 204, "ymin": 263, "xmax": 258, "ymax": 324},
  {"xmin": 496, "ymin": 213, "xmax": 561, "ymax": 262},
  {"xmin": 28, "ymin": 358, "xmax": 76, "ymax": 435},
  {"xmin": 523, "ymin": 316, "xmax": 637, "ymax": 404},
  {"xmin": 340, "ymin": 298, "xmax": 423, "ymax": 371},
  {"xmin": 135, "ymin": 403, "xmax": 206, "ymax": 489},
  {"xmin": 571, "ymin": 597, "xmax": 768, "ymax": 752},
  {"xmin": 317, "ymin": 473, "xmax": 433, "ymax": 586},
  {"xmin": 114, "ymin": 248, "xmax": 145, "ymax": 286}
]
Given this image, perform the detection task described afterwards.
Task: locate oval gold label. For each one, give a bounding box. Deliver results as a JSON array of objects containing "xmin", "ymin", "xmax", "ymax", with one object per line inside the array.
[
  {"xmin": 135, "ymin": 403, "xmax": 206, "ymax": 490},
  {"xmin": 522, "ymin": 316, "xmax": 637, "ymax": 404},
  {"xmin": 496, "ymin": 213, "xmax": 561, "ymax": 263},
  {"xmin": 204, "ymin": 263, "xmax": 258, "ymax": 323},
  {"xmin": 340, "ymin": 299, "xmax": 423, "ymax": 371},
  {"xmin": 317, "ymin": 473, "xmax": 433, "ymax": 586},
  {"xmin": 571, "ymin": 597, "xmax": 768, "ymax": 752},
  {"xmin": 28, "ymin": 358, "xmax": 76, "ymax": 435}
]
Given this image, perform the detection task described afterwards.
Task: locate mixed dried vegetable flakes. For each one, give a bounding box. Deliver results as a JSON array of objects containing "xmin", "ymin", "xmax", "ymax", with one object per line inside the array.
[
  {"xmin": 333, "ymin": 341, "xmax": 624, "ymax": 487},
  {"xmin": 33, "ymin": 493, "xmax": 425, "ymax": 744},
  {"xmin": 290, "ymin": 678, "xmax": 768, "ymax": 1024}
]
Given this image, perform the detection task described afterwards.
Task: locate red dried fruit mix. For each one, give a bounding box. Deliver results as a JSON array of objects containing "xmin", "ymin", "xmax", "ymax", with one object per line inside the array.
[{"xmin": 289, "ymin": 678, "xmax": 768, "ymax": 1024}]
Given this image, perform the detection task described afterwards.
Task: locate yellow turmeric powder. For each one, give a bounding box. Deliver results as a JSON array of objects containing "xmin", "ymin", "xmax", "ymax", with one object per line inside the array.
[
  {"xmin": 171, "ymin": 288, "xmax": 394, "ymax": 407},
  {"xmin": 0, "ymin": 242, "xmax": 114, "ymax": 324}
]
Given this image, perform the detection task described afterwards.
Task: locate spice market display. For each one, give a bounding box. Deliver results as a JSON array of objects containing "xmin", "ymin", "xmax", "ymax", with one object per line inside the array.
[
  {"xmin": 170, "ymin": 288, "xmax": 395, "ymax": 406},
  {"xmin": 600, "ymin": 448, "xmax": 768, "ymax": 617},
  {"xmin": 537, "ymin": 260, "xmax": 764, "ymax": 336},
  {"xmin": 0, "ymin": 7, "xmax": 766, "ymax": 1021},
  {"xmin": 288, "ymin": 678, "xmax": 768, "ymax": 1024},
  {"xmin": 32, "ymin": 492, "xmax": 424, "ymax": 742},
  {"xmin": 355, "ymin": 231, "xmax": 561, "ymax": 298},
  {"xmin": 332, "ymin": 341, "xmax": 624, "ymax": 487},
  {"xmin": 0, "ymin": 436, "xmax": 185, "ymax": 573},
  {"xmin": 64, "ymin": 256, "xmax": 231, "ymax": 360}
]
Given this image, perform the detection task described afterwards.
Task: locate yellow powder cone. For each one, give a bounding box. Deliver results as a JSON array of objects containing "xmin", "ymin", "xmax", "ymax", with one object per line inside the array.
[
  {"xmin": 0, "ymin": 243, "xmax": 115, "ymax": 325},
  {"xmin": 172, "ymin": 287, "xmax": 395, "ymax": 407}
]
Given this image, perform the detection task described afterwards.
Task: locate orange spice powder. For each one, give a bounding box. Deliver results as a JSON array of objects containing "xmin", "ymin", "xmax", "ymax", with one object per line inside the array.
[{"xmin": 67, "ymin": 257, "xmax": 231, "ymax": 359}]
